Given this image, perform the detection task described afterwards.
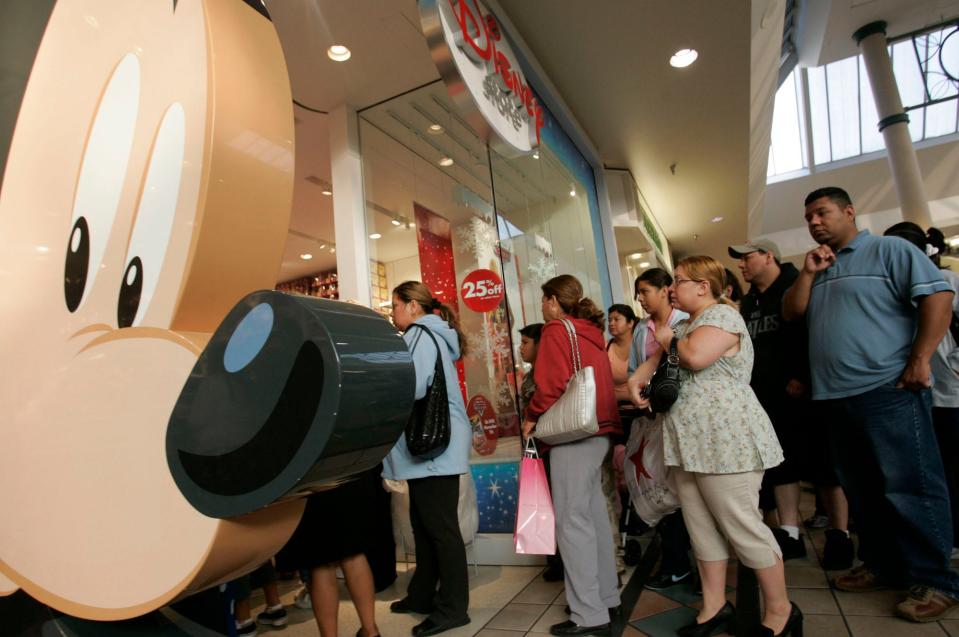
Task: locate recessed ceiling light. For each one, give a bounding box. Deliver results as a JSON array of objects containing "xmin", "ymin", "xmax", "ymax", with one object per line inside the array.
[
  {"xmin": 532, "ymin": 150, "xmax": 540, "ymax": 159},
  {"xmin": 439, "ymin": 156, "xmax": 454, "ymax": 167},
  {"xmin": 318, "ymin": 244, "xmax": 326, "ymax": 250},
  {"xmin": 629, "ymin": 252, "xmax": 643, "ymax": 260},
  {"xmin": 670, "ymin": 48, "xmax": 698, "ymax": 68},
  {"xmin": 639, "ymin": 262, "xmax": 650, "ymax": 268},
  {"xmin": 711, "ymin": 215, "xmax": 724, "ymax": 223},
  {"xmin": 369, "ymin": 233, "xmax": 382, "ymax": 240},
  {"xmin": 330, "ymin": 247, "xmax": 336, "ymax": 253},
  {"xmin": 327, "ymin": 45, "xmax": 351, "ymax": 62},
  {"xmin": 391, "ymin": 218, "xmax": 402, "ymax": 226},
  {"xmin": 428, "ymin": 123, "xmax": 444, "ymax": 134},
  {"xmin": 569, "ymin": 188, "xmax": 577, "ymax": 197},
  {"xmin": 300, "ymin": 253, "xmax": 313, "ymax": 260},
  {"xmin": 321, "ymin": 188, "xmax": 332, "ymax": 196}
]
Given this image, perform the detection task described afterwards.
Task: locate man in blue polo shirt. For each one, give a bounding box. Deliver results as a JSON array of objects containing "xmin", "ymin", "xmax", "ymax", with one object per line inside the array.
[{"xmin": 783, "ymin": 186, "xmax": 957, "ymax": 622}]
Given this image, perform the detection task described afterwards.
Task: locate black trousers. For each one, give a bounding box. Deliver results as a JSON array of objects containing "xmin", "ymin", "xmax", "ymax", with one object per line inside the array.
[
  {"xmin": 407, "ymin": 475, "xmax": 470, "ymax": 623},
  {"xmin": 658, "ymin": 509, "xmax": 692, "ymax": 576}
]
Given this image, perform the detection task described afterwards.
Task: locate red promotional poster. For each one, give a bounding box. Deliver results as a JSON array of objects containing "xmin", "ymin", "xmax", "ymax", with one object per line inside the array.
[
  {"xmin": 467, "ymin": 394, "xmax": 499, "ymax": 456},
  {"xmin": 461, "ymin": 269, "xmax": 505, "ymax": 313}
]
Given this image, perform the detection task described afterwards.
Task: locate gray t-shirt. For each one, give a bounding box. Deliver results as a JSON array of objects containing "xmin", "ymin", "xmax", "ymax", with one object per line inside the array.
[{"xmin": 807, "ymin": 231, "xmax": 953, "ymax": 400}]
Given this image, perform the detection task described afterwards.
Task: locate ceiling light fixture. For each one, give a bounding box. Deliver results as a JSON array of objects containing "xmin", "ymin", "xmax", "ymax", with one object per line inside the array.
[
  {"xmin": 327, "ymin": 45, "xmax": 351, "ymax": 62},
  {"xmin": 670, "ymin": 48, "xmax": 698, "ymax": 68},
  {"xmin": 438, "ymin": 156, "xmax": 454, "ymax": 167},
  {"xmin": 369, "ymin": 233, "xmax": 382, "ymax": 240},
  {"xmin": 428, "ymin": 123, "xmax": 444, "ymax": 134},
  {"xmin": 532, "ymin": 150, "xmax": 540, "ymax": 159},
  {"xmin": 639, "ymin": 262, "xmax": 650, "ymax": 268},
  {"xmin": 391, "ymin": 218, "xmax": 402, "ymax": 226},
  {"xmin": 318, "ymin": 244, "xmax": 326, "ymax": 250},
  {"xmin": 330, "ymin": 247, "xmax": 336, "ymax": 253},
  {"xmin": 629, "ymin": 252, "xmax": 643, "ymax": 260},
  {"xmin": 299, "ymin": 253, "xmax": 313, "ymax": 260},
  {"xmin": 711, "ymin": 215, "xmax": 724, "ymax": 223},
  {"xmin": 321, "ymin": 188, "xmax": 332, "ymax": 196},
  {"xmin": 569, "ymin": 188, "xmax": 577, "ymax": 197}
]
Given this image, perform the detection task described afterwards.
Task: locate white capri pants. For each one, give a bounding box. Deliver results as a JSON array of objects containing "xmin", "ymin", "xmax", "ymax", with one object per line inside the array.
[{"xmin": 670, "ymin": 467, "xmax": 782, "ymax": 569}]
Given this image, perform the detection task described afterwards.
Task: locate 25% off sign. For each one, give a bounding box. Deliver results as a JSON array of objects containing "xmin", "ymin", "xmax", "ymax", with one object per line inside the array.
[{"xmin": 460, "ymin": 269, "xmax": 505, "ymax": 312}]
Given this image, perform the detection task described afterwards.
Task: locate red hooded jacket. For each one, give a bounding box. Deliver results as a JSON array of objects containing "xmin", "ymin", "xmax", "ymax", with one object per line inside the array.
[{"xmin": 527, "ymin": 317, "xmax": 622, "ymax": 437}]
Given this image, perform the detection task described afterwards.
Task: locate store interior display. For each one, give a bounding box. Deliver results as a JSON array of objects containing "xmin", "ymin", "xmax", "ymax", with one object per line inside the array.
[{"xmin": 276, "ymin": 269, "xmax": 339, "ymax": 299}]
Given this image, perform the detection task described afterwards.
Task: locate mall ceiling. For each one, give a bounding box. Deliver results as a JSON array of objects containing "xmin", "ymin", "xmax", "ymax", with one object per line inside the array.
[{"xmin": 266, "ymin": 0, "xmax": 956, "ymax": 282}]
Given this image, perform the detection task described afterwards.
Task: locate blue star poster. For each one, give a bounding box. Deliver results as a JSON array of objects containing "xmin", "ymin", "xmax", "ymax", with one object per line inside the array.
[{"xmin": 470, "ymin": 462, "xmax": 518, "ymax": 533}]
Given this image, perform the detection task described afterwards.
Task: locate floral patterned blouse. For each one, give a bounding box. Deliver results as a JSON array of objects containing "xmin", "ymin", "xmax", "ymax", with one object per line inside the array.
[{"xmin": 663, "ymin": 303, "xmax": 783, "ymax": 474}]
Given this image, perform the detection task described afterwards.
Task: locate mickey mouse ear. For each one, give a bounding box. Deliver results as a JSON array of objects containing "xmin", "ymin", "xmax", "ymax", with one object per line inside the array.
[{"xmin": 166, "ymin": 291, "xmax": 415, "ymax": 518}]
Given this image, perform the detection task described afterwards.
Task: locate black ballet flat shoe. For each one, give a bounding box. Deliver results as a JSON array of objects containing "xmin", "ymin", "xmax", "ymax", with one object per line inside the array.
[
  {"xmin": 755, "ymin": 602, "xmax": 803, "ymax": 637},
  {"xmin": 676, "ymin": 601, "xmax": 736, "ymax": 637}
]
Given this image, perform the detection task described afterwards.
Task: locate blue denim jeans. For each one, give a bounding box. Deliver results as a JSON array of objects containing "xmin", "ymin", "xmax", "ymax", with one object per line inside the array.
[{"xmin": 821, "ymin": 382, "xmax": 959, "ymax": 595}]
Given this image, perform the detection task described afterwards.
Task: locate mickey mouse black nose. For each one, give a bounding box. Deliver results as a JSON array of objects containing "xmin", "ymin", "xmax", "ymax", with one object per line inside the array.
[{"xmin": 166, "ymin": 291, "xmax": 415, "ymax": 518}]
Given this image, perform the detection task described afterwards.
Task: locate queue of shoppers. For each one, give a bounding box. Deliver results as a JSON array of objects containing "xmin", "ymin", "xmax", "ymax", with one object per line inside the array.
[{"xmin": 237, "ymin": 185, "xmax": 956, "ymax": 637}]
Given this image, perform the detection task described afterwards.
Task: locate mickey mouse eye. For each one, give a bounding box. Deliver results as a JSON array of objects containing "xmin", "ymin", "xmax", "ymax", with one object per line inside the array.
[
  {"xmin": 64, "ymin": 53, "xmax": 140, "ymax": 313},
  {"xmin": 118, "ymin": 102, "xmax": 185, "ymax": 327},
  {"xmin": 64, "ymin": 217, "xmax": 90, "ymax": 312},
  {"xmin": 117, "ymin": 257, "xmax": 143, "ymax": 328}
]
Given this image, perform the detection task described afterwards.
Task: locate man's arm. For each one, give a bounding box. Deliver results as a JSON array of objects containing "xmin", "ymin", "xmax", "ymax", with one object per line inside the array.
[
  {"xmin": 782, "ymin": 270, "xmax": 815, "ymax": 321},
  {"xmin": 899, "ymin": 290, "xmax": 956, "ymax": 390},
  {"xmin": 783, "ymin": 245, "xmax": 835, "ymax": 321}
]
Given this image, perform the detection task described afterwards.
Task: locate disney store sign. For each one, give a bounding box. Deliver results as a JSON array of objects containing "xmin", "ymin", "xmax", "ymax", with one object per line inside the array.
[{"xmin": 420, "ymin": 0, "xmax": 544, "ymax": 153}]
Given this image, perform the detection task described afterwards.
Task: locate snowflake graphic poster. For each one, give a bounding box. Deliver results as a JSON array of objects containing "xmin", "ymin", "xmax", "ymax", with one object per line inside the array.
[
  {"xmin": 414, "ymin": 202, "xmax": 467, "ymax": 402},
  {"xmin": 470, "ymin": 462, "xmax": 519, "ymax": 533}
]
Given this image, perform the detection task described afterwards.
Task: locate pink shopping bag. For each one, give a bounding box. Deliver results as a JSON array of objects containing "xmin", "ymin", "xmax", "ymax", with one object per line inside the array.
[{"xmin": 514, "ymin": 439, "xmax": 556, "ymax": 555}]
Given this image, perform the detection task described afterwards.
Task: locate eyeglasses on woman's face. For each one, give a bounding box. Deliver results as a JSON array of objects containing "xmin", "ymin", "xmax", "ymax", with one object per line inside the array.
[{"xmin": 672, "ymin": 278, "xmax": 701, "ymax": 286}]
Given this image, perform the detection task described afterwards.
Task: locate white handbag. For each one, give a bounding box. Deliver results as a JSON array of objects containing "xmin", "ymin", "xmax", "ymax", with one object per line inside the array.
[{"xmin": 534, "ymin": 319, "xmax": 599, "ymax": 445}]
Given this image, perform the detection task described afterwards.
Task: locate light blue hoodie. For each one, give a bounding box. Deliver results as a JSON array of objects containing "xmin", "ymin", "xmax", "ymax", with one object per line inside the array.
[
  {"xmin": 628, "ymin": 308, "xmax": 689, "ymax": 374},
  {"xmin": 383, "ymin": 314, "xmax": 471, "ymax": 480}
]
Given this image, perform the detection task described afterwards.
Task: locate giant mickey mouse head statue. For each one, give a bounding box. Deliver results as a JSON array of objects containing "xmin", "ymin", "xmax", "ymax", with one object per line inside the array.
[{"xmin": 0, "ymin": 0, "xmax": 413, "ymax": 621}]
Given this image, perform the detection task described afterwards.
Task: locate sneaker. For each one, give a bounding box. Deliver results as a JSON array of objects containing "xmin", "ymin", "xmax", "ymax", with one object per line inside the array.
[
  {"xmin": 236, "ymin": 620, "xmax": 257, "ymax": 637},
  {"xmin": 803, "ymin": 513, "xmax": 829, "ymax": 529},
  {"xmin": 644, "ymin": 571, "xmax": 690, "ymax": 591},
  {"xmin": 895, "ymin": 585, "xmax": 959, "ymax": 622},
  {"xmin": 833, "ymin": 565, "xmax": 887, "ymax": 592},
  {"xmin": 822, "ymin": 529, "xmax": 854, "ymax": 571},
  {"xmin": 256, "ymin": 605, "xmax": 288, "ymax": 627},
  {"xmin": 772, "ymin": 528, "xmax": 807, "ymax": 560},
  {"xmin": 293, "ymin": 586, "xmax": 311, "ymax": 610}
]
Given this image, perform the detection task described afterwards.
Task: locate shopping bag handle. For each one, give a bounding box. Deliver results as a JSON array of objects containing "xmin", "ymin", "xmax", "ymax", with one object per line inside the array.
[{"xmin": 524, "ymin": 436, "xmax": 539, "ymax": 458}]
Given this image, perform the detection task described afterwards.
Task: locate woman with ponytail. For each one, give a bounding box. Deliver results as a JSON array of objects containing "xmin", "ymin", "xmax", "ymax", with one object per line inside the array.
[
  {"xmin": 523, "ymin": 274, "xmax": 622, "ymax": 637},
  {"xmin": 384, "ymin": 281, "xmax": 471, "ymax": 637},
  {"xmin": 630, "ymin": 256, "xmax": 797, "ymax": 637}
]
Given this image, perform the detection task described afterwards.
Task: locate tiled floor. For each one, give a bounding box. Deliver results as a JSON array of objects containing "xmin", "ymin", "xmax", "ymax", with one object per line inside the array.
[{"xmin": 233, "ymin": 490, "xmax": 959, "ymax": 637}]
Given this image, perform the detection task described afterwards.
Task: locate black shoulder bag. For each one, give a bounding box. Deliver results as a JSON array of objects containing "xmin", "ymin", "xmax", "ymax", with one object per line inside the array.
[
  {"xmin": 405, "ymin": 324, "xmax": 451, "ymax": 459},
  {"xmin": 641, "ymin": 338, "xmax": 681, "ymax": 413}
]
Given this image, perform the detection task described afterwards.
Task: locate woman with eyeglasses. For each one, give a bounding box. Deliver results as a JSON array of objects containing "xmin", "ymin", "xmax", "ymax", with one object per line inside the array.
[{"xmin": 629, "ymin": 256, "xmax": 799, "ymax": 637}]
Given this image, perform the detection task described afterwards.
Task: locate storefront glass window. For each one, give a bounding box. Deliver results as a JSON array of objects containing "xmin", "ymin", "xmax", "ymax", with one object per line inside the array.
[{"xmin": 358, "ymin": 81, "xmax": 607, "ymax": 459}]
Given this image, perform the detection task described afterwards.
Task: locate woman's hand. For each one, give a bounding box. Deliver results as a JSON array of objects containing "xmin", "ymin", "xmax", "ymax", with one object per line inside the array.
[
  {"xmin": 627, "ymin": 374, "xmax": 651, "ymax": 410},
  {"xmin": 522, "ymin": 419, "xmax": 536, "ymax": 440},
  {"xmin": 654, "ymin": 325, "xmax": 674, "ymax": 350}
]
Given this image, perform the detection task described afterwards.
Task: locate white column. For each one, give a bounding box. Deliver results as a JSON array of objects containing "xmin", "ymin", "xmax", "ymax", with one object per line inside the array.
[
  {"xmin": 855, "ymin": 21, "xmax": 933, "ymax": 228},
  {"xmin": 329, "ymin": 104, "xmax": 371, "ymax": 306}
]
